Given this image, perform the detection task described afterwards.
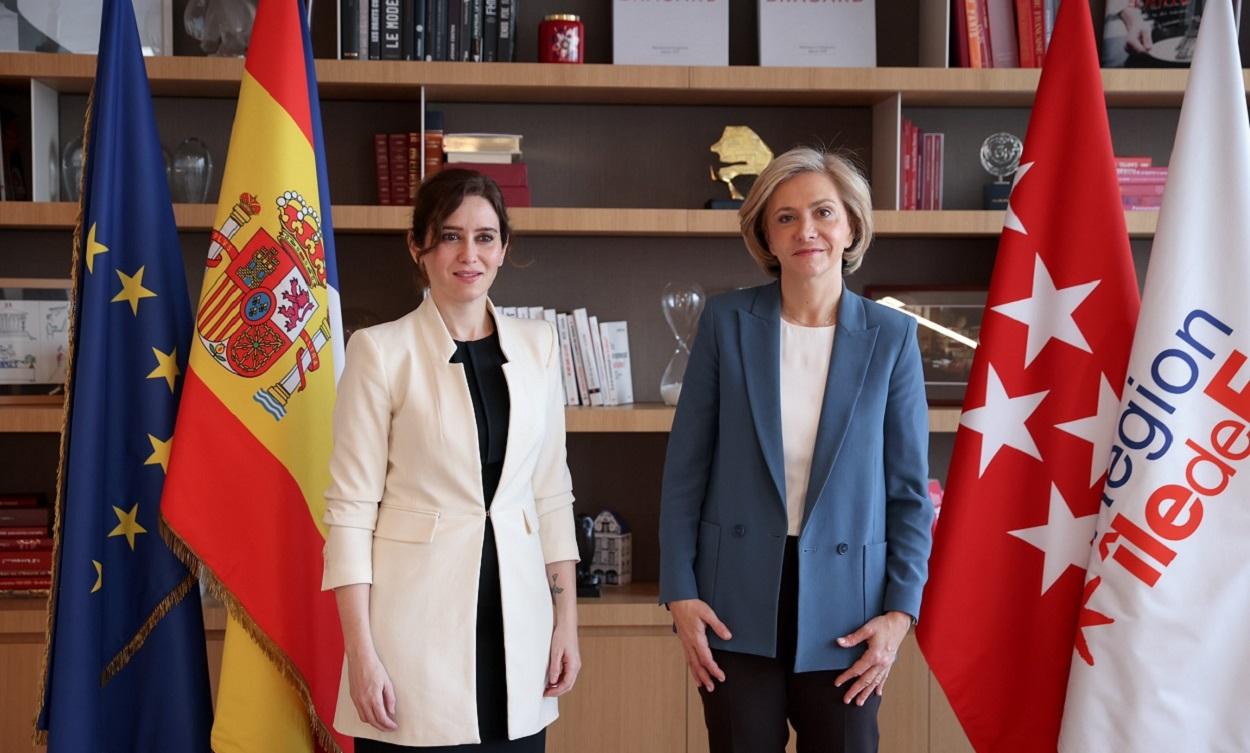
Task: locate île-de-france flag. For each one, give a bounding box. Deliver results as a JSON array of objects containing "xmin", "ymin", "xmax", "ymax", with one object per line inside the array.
[
  {"xmin": 160, "ymin": 0, "xmax": 346, "ymax": 751},
  {"xmin": 1060, "ymin": 0, "xmax": 1250, "ymax": 750},
  {"xmin": 915, "ymin": 0, "xmax": 1140, "ymax": 750},
  {"xmin": 35, "ymin": 0, "xmax": 213, "ymax": 750}
]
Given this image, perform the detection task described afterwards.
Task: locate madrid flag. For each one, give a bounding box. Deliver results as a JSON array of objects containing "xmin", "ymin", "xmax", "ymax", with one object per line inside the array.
[
  {"xmin": 1060, "ymin": 0, "xmax": 1250, "ymax": 750},
  {"xmin": 915, "ymin": 0, "xmax": 1140, "ymax": 749},
  {"xmin": 161, "ymin": 1, "xmax": 347, "ymax": 751}
]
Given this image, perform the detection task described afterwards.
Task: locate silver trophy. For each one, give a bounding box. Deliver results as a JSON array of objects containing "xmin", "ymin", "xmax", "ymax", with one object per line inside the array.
[{"xmin": 980, "ymin": 132, "xmax": 1023, "ymax": 210}]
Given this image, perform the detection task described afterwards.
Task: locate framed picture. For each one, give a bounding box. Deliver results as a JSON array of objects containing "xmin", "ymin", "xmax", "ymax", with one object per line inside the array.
[
  {"xmin": 0, "ymin": 278, "xmax": 71, "ymax": 402},
  {"xmin": 0, "ymin": 0, "xmax": 173, "ymax": 56},
  {"xmin": 865, "ymin": 286, "xmax": 986, "ymax": 405}
]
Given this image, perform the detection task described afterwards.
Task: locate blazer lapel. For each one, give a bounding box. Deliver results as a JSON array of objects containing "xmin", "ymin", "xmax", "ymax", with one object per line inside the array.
[
  {"xmin": 738, "ymin": 283, "xmax": 787, "ymax": 510},
  {"xmin": 801, "ymin": 290, "xmax": 878, "ymax": 532},
  {"xmin": 416, "ymin": 299, "xmax": 484, "ymax": 499},
  {"xmin": 491, "ymin": 302, "xmax": 528, "ymax": 498}
]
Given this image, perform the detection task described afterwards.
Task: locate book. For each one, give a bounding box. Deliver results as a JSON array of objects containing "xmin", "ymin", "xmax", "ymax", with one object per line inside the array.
[
  {"xmin": 369, "ymin": 0, "xmax": 381, "ymax": 59},
  {"xmin": 0, "ymin": 494, "xmax": 42, "ymax": 508},
  {"xmin": 0, "ymin": 527, "xmax": 50, "ymax": 539},
  {"xmin": 381, "ymin": 0, "xmax": 403, "ymax": 58},
  {"xmin": 483, "ymin": 0, "xmax": 498, "ymax": 60},
  {"xmin": 589, "ymin": 315, "xmax": 614, "ymax": 405},
  {"xmin": 341, "ymin": 0, "xmax": 361, "ymax": 58},
  {"xmin": 527, "ymin": 306, "xmax": 544, "ymax": 320},
  {"xmin": 445, "ymin": 161, "xmax": 528, "ymax": 187},
  {"xmin": 556, "ymin": 313, "xmax": 580, "ymax": 406},
  {"xmin": 613, "ymin": 0, "xmax": 728, "ymax": 65},
  {"xmin": 565, "ymin": 313, "xmax": 591, "ymax": 406},
  {"xmin": 447, "ymin": 0, "xmax": 461, "ymax": 61},
  {"xmin": 1115, "ymin": 156, "xmax": 1154, "ymax": 168},
  {"xmin": 414, "ymin": 0, "xmax": 427, "ymax": 59},
  {"xmin": 599, "ymin": 321, "xmax": 634, "ymax": 405},
  {"xmin": 389, "ymin": 133, "xmax": 409, "ymax": 206},
  {"xmin": 500, "ymin": 185, "xmax": 531, "ymax": 207},
  {"xmin": 759, "ymin": 0, "xmax": 876, "ymax": 66},
  {"xmin": 424, "ymin": 110, "xmax": 444, "ymax": 181},
  {"xmin": 0, "ymin": 575, "xmax": 51, "ymax": 591},
  {"xmin": 430, "ymin": 0, "xmax": 447, "ymax": 59},
  {"xmin": 985, "ymin": 0, "xmax": 1018, "ymax": 67},
  {"xmin": 401, "ymin": 0, "xmax": 414, "ymax": 58},
  {"xmin": 498, "ymin": 0, "xmax": 514, "ymax": 61},
  {"xmin": 1101, "ymin": 0, "xmax": 1203, "ymax": 68},
  {"xmin": 1118, "ymin": 183, "xmax": 1167, "ymax": 197},
  {"xmin": 374, "ymin": 133, "xmax": 391, "ymax": 204},
  {"xmin": 470, "ymin": 0, "xmax": 483, "ymax": 60},
  {"xmin": 0, "ymin": 550, "xmax": 52, "ymax": 572},
  {"xmin": 0, "ymin": 507, "xmax": 51, "ymax": 527},
  {"xmin": 446, "ymin": 151, "xmax": 517, "ymax": 164},
  {"xmin": 407, "ymin": 132, "xmax": 420, "ymax": 203},
  {"xmin": 0, "ymin": 537, "xmax": 53, "ymax": 551},
  {"xmin": 443, "ymin": 133, "xmax": 523, "ymax": 153},
  {"xmin": 572, "ymin": 309, "xmax": 605, "ymax": 407}
]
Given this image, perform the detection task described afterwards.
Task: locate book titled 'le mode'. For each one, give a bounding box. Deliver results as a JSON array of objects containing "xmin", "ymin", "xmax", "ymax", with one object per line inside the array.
[
  {"xmin": 758, "ymin": 0, "xmax": 876, "ymax": 67},
  {"xmin": 613, "ymin": 0, "xmax": 729, "ymax": 65}
]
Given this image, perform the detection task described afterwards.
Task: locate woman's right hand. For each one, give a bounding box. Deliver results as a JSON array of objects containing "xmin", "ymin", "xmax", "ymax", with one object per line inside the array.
[
  {"xmin": 669, "ymin": 598, "xmax": 733, "ymax": 692},
  {"xmin": 347, "ymin": 649, "xmax": 399, "ymax": 731}
]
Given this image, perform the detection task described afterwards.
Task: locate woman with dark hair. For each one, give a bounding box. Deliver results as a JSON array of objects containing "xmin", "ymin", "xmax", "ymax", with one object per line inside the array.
[{"xmin": 322, "ymin": 169, "xmax": 581, "ymax": 751}]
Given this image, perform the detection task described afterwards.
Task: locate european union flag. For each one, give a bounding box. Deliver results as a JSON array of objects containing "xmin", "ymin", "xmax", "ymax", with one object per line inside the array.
[{"xmin": 36, "ymin": 0, "xmax": 213, "ymax": 750}]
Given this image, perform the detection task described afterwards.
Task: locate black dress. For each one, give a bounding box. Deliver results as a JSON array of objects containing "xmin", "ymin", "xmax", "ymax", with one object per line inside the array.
[{"xmin": 356, "ymin": 331, "xmax": 545, "ymax": 753}]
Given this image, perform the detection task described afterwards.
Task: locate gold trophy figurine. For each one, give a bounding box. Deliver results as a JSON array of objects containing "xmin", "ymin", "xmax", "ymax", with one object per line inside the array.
[{"xmin": 707, "ymin": 126, "xmax": 773, "ymax": 209}]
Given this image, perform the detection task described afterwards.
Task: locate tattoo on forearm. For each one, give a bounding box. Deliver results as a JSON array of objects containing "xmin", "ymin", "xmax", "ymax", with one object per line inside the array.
[{"xmin": 550, "ymin": 574, "xmax": 565, "ymax": 597}]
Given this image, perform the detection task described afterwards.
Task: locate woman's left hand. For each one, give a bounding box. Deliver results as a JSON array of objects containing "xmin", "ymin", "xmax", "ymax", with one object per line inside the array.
[
  {"xmin": 833, "ymin": 611, "xmax": 913, "ymax": 706},
  {"xmin": 544, "ymin": 622, "xmax": 582, "ymax": 697}
]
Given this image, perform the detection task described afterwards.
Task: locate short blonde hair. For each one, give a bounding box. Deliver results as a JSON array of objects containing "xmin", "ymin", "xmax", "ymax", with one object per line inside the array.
[{"xmin": 739, "ymin": 147, "xmax": 874, "ymax": 277}]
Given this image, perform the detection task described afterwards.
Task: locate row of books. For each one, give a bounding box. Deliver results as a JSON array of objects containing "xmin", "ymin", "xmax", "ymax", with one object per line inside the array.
[
  {"xmin": 0, "ymin": 494, "xmax": 52, "ymax": 593},
  {"xmin": 1117, "ymin": 156, "xmax": 1168, "ymax": 211},
  {"xmin": 499, "ymin": 306, "xmax": 634, "ymax": 407},
  {"xmin": 954, "ymin": 0, "xmax": 1053, "ymax": 68},
  {"xmin": 376, "ymin": 128, "xmax": 531, "ymax": 207},
  {"xmin": 339, "ymin": 0, "xmax": 517, "ymax": 62},
  {"xmin": 899, "ymin": 120, "xmax": 945, "ymax": 211}
]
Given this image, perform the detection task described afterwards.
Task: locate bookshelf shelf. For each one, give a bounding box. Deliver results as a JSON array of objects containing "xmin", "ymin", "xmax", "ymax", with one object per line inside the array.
[
  {"xmin": 0, "ymin": 52, "xmax": 1233, "ymax": 107},
  {"xmin": 0, "ymin": 202, "xmax": 1161, "ymax": 238},
  {"xmin": 0, "ymin": 401, "xmax": 962, "ymax": 434}
]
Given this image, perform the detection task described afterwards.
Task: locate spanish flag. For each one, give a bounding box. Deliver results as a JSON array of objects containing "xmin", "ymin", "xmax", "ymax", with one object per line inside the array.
[{"xmin": 161, "ymin": 1, "xmax": 346, "ymax": 751}]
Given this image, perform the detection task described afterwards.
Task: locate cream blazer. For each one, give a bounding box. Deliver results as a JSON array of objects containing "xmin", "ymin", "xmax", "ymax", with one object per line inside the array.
[{"xmin": 321, "ymin": 299, "xmax": 579, "ymax": 746}]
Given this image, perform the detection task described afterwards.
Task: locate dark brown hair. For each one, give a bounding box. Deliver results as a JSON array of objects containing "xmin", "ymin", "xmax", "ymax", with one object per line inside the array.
[{"xmin": 409, "ymin": 169, "xmax": 512, "ymax": 288}]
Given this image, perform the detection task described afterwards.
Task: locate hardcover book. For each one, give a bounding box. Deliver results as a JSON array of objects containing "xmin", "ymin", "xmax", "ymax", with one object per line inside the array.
[
  {"xmin": 758, "ymin": 0, "xmax": 876, "ymax": 67},
  {"xmin": 612, "ymin": 0, "xmax": 728, "ymax": 65}
]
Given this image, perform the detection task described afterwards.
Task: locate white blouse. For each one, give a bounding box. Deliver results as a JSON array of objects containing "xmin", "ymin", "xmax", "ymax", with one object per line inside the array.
[{"xmin": 779, "ymin": 319, "xmax": 836, "ymax": 536}]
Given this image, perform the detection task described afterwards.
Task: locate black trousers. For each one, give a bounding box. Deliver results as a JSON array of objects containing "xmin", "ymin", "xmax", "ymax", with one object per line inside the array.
[{"xmin": 699, "ymin": 537, "xmax": 881, "ymax": 753}]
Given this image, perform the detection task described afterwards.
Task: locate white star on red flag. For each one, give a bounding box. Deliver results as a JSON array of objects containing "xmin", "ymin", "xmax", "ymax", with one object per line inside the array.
[
  {"xmin": 1054, "ymin": 374, "xmax": 1123, "ymax": 488},
  {"xmin": 991, "ymin": 254, "xmax": 1100, "ymax": 367},
  {"xmin": 959, "ymin": 364, "xmax": 1048, "ymax": 476},
  {"xmin": 1004, "ymin": 162, "xmax": 1035, "ymax": 235},
  {"xmin": 1008, "ymin": 484, "xmax": 1100, "ymax": 594}
]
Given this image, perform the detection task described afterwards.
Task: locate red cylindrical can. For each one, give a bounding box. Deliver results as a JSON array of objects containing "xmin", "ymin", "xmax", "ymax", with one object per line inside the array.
[{"xmin": 539, "ymin": 14, "xmax": 584, "ymax": 64}]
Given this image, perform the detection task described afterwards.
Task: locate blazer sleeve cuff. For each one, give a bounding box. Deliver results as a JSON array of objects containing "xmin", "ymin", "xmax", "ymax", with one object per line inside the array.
[
  {"xmin": 536, "ymin": 494, "xmax": 579, "ymax": 564},
  {"xmin": 882, "ymin": 589, "xmax": 923, "ymax": 623},
  {"xmin": 321, "ymin": 525, "xmax": 374, "ymax": 590}
]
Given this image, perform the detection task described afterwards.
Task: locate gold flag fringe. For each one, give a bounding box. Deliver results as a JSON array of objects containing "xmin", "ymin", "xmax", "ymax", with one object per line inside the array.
[
  {"xmin": 33, "ymin": 74, "xmax": 95, "ymax": 750},
  {"xmin": 160, "ymin": 521, "xmax": 344, "ymax": 753},
  {"xmin": 100, "ymin": 572, "xmax": 201, "ymax": 686}
]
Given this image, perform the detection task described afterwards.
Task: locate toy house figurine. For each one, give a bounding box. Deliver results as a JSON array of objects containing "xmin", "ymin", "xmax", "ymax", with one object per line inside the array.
[{"xmin": 591, "ymin": 510, "xmax": 632, "ymax": 585}]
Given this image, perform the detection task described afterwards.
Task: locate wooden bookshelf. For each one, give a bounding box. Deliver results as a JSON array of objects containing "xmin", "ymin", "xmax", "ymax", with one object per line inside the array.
[
  {"xmin": 0, "ymin": 202, "xmax": 1162, "ymax": 238},
  {"xmin": 0, "ymin": 53, "xmax": 1234, "ymax": 107},
  {"xmin": 0, "ymin": 401, "xmax": 962, "ymax": 434}
]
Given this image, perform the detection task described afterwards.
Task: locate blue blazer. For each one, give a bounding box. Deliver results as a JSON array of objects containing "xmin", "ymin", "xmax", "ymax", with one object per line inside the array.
[{"xmin": 659, "ymin": 282, "xmax": 933, "ymax": 672}]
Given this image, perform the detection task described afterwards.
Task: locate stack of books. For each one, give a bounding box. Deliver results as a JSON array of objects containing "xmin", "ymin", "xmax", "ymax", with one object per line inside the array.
[
  {"xmin": 338, "ymin": 0, "xmax": 518, "ymax": 62},
  {"xmin": 0, "ymin": 494, "xmax": 52, "ymax": 593},
  {"xmin": 899, "ymin": 119, "xmax": 945, "ymax": 210},
  {"xmin": 497, "ymin": 307, "xmax": 634, "ymax": 407},
  {"xmin": 374, "ymin": 111, "xmax": 444, "ymax": 206},
  {"xmin": 1116, "ymin": 156, "xmax": 1167, "ymax": 211},
  {"xmin": 444, "ymin": 133, "xmax": 530, "ymax": 207}
]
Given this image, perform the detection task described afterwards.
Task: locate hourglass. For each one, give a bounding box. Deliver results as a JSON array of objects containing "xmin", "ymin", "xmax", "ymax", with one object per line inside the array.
[{"xmin": 659, "ymin": 282, "xmax": 706, "ymax": 406}]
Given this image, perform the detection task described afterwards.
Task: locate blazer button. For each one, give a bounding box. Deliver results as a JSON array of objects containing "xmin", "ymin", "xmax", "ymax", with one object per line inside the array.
[
  {"xmin": 836, "ymin": 542, "xmax": 849, "ymax": 555},
  {"xmin": 732, "ymin": 525, "xmax": 746, "ymax": 538}
]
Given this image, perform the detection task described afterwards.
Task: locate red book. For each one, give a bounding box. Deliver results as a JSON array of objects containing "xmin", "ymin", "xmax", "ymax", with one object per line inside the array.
[
  {"xmin": 446, "ymin": 161, "xmax": 529, "ymax": 188},
  {"xmin": 407, "ymin": 132, "xmax": 420, "ymax": 203},
  {"xmin": 953, "ymin": 0, "xmax": 971, "ymax": 67},
  {"xmin": 1114, "ymin": 156, "xmax": 1153, "ymax": 169},
  {"xmin": 423, "ymin": 131, "xmax": 444, "ymax": 180},
  {"xmin": 1028, "ymin": 0, "xmax": 1046, "ymax": 66},
  {"xmin": 0, "ymin": 550, "xmax": 53, "ymax": 571},
  {"xmin": 0, "ymin": 526, "xmax": 49, "ymax": 538},
  {"xmin": 0, "ymin": 493, "xmax": 42, "ymax": 508},
  {"xmin": 1014, "ymin": 0, "xmax": 1036, "ymax": 66},
  {"xmin": 374, "ymin": 134, "xmax": 391, "ymax": 206},
  {"xmin": 1116, "ymin": 167, "xmax": 1169, "ymax": 184},
  {"xmin": 0, "ymin": 537, "xmax": 53, "ymax": 551},
  {"xmin": 500, "ymin": 185, "xmax": 531, "ymax": 208},
  {"xmin": 901, "ymin": 120, "xmax": 915, "ymax": 210},
  {"xmin": 917, "ymin": 1, "xmax": 1141, "ymax": 752},
  {"xmin": 1118, "ymin": 183, "xmax": 1166, "ymax": 197},
  {"xmin": 1122, "ymin": 195, "xmax": 1163, "ymax": 209},
  {"xmin": 0, "ymin": 507, "xmax": 51, "ymax": 527},
  {"xmin": 388, "ymin": 133, "xmax": 409, "ymax": 208},
  {"xmin": 0, "ymin": 575, "xmax": 52, "ymax": 590}
]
